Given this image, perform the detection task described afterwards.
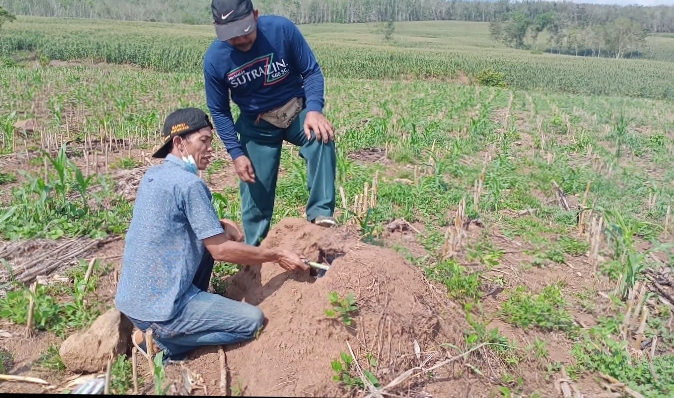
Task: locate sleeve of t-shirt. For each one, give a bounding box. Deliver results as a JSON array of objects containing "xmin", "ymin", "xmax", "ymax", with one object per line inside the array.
[
  {"xmin": 182, "ymin": 180, "xmax": 225, "ymax": 240},
  {"xmin": 204, "ymin": 57, "xmax": 244, "ymax": 160},
  {"xmin": 285, "ymin": 19, "xmax": 325, "ymax": 114}
]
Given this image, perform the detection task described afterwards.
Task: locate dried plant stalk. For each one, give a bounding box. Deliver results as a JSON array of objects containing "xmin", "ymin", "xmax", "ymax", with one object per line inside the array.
[
  {"xmin": 146, "ymin": 329, "xmax": 156, "ymax": 370},
  {"xmin": 343, "ymin": 175, "xmax": 381, "ymax": 225},
  {"xmin": 104, "ymin": 353, "xmax": 113, "ymax": 394},
  {"xmin": 589, "ymin": 214, "xmax": 604, "ymax": 274},
  {"xmin": 362, "ymin": 182, "xmax": 369, "ymax": 216},
  {"xmin": 370, "ymin": 171, "xmax": 378, "ymax": 209},
  {"xmin": 552, "ymin": 180, "xmax": 570, "ymax": 211},
  {"xmin": 219, "ymin": 347, "xmax": 228, "ymax": 394},
  {"xmin": 442, "ymin": 198, "xmax": 467, "ymax": 259},
  {"xmin": 25, "ymin": 282, "xmax": 37, "ymax": 338},
  {"xmin": 474, "ymin": 162, "xmax": 486, "ymax": 210},
  {"xmin": 339, "ymin": 186, "xmax": 347, "ymax": 210},
  {"xmin": 84, "ymin": 257, "xmax": 97, "ymax": 285},
  {"xmin": 578, "ymin": 181, "xmax": 592, "ymax": 234}
]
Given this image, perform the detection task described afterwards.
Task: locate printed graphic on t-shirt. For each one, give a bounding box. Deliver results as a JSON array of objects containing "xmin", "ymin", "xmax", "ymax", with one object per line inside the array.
[{"xmin": 227, "ymin": 53, "xmax": 290, "ymax": 88}]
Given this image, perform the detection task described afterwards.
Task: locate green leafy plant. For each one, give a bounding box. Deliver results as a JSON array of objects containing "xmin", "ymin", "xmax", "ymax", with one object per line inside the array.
[
  {"xmin": 153, "ymin": 352, "xmax": 169, "ymax": 395},
  {"xmin": 325, "ymin": 292, "xmax": 358, "ymax": 326},
  {"xmin": 331, "ymin": 352, "xmax": 380, "ymax": 390},
  {"xmin": 0, "ymin": 144, "xmax": 131, "ymax": 240},
  {"xmin": 0, "ymin": 261, "xmax": 103, "ymax": 338},
  {"xmin": 476, "ymin": 69, "xmax": 507, "ymax": 88},
  {"xmin": 501, "ymin": 284, "xmax": 576, "ymax": 333},
  {"xmin": 111, "ymin": 355, "xmax": 140, "ymax": 394}
]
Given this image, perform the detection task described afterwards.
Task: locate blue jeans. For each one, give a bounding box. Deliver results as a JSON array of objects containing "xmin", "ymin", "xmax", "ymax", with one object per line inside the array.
[{"xmin": 126, "ymin": 251, "xmax": 265, "ymax": 362}]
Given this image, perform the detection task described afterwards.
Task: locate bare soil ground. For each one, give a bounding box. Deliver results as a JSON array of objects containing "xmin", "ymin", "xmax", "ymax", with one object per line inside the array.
[
  {"xmin": 1, "ymin": 147, "xmax": 669, "ymax": 396},
  {"xmin": 205, "ymin": 218, "xmax": 473, "ymax": 397}
]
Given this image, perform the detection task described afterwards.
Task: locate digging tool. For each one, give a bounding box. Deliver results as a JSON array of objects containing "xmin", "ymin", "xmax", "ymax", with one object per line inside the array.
[
  {"xmin": 303, "ymin": 259, "xmax": 329, "ymax": 271},
  {"xmin": 303, "ymin": 259, "xmax": 330, "ymax": 278}
]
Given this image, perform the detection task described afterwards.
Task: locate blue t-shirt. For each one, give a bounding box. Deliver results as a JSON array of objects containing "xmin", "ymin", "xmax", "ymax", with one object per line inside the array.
[
  {"xmin": 203, "ymin": 15, "xmax": 326, "ymax": 161},
  {"xmin": 114, "ymin": 154, "xmax": 225, "ymax": 322}
]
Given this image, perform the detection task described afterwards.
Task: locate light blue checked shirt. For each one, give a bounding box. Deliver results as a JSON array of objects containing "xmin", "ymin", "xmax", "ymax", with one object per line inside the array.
[{"xmin": 115, "ymin": 154, "xmax": 224, "ymax": 322}]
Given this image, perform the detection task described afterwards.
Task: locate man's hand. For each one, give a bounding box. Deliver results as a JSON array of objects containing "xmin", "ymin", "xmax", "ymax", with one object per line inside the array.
[
  {"xmin": 276, "ymin": 249, "xmax": 310, "ymax": 272},
  {"xmin": 303, "ymin": 111, "xmax": 334, "ymax": 144},
  {"xmin": 233, "ymin": 156, "xmax": 255, "ymax": 183},
  {"xmin": 220, "ymin": 219, "xmax": 244, "ymax": 242}
]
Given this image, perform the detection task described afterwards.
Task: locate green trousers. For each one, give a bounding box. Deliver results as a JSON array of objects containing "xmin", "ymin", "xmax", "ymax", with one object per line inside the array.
[{"xmin": 234, "ymin": 108, "xmax": 336, "ymax": 246}]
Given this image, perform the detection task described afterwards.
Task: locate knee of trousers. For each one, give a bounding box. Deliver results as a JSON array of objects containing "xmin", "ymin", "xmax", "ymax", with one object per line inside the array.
[{"xmin": 241, "ymin": 305, "xmax": 265, "ymax": 336}]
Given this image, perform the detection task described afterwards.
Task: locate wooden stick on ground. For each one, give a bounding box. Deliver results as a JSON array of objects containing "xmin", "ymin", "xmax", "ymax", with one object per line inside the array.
[
  {"xmin": 559, "ymin": 366, "xmax": 573, "ymax": 398},
  {"xmin": 218, "ymin": 346, "xmax": 228, "ymax": 395},
  {"xmin": 364, "ymin": 342, "xmax": 487, "ymax": 398},
  {"xmin": 25, "ymin": 282, "xmax": 37, "ymax": 338},
  {"xmin": 0, "ymin": 374, "xmax": 51, "ymax": 385},
  {"xmin": 599, "ymin": 373, "xmax": 645, "ymax": 398}
]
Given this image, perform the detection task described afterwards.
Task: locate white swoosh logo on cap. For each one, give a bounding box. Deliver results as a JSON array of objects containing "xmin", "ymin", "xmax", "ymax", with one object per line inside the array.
[
  {"xmin": 243, "ymin": 24, "xmax": 251, "ymax": 32},
  {"xmin": 222, "ymin": 10, "xmax": 234, "ymax": 20}
]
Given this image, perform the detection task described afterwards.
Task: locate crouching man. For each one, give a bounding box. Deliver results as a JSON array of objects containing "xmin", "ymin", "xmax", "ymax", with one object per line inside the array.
[{"xmin": 114, "ymin": 107, "xmax": 309, "ymax": 363}]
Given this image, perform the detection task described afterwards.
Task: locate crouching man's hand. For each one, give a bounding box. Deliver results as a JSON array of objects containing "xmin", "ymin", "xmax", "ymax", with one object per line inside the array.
[
  {"xmin": 276, "ymin": 250, "xmax": 310, "ymax": 272},
  {"xmin": 204, "ymin": 233, "xmax": 310, "ymax": 273},
  {"xmin": 220, "ymin": 219, "xmax": 244, "ymax": 242}
]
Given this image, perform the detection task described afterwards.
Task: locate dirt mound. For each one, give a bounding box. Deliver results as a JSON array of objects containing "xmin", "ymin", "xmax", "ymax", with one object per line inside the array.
[{"xmin": 185, "ymin": 218, "xmax": 473, "ymax": 397}]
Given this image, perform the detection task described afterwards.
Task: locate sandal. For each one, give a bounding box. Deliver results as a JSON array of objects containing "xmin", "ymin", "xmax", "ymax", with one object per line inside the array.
[
  {"xmin": 132, "ymin": 329, "xmax": 189, "ymax": 365},
  {"xmin": 132, "ymin": 329, "xmax": 162, "ymax": 360}
]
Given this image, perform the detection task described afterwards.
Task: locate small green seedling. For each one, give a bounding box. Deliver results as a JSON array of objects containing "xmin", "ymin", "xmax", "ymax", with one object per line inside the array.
[
  {"xmin": 331, "ymin": 352, "xmax": 380, "ymax": 389},
  {"xmin": 325, "ymin": 292, "xmax": 358, "ymax": 326},
  {"xmin": 152, "ymin": 352, "xmax": 169, "ymax": 396}
]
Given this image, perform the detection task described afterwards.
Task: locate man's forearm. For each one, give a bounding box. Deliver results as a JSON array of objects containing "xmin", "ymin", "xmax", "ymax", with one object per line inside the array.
[
  {"xmin": 210, "ymin": 112, "xmax": 244, "ymax": 160},
  {"xmin": 212, "ymin": 240, "xmax": 280, "ymax": 265}
]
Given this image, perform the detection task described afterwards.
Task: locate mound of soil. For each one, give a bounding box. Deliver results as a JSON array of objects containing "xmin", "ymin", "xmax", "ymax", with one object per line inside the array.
[{"xmin": 186, "ymin": 218, "xmax": 473, "ymax": 397}]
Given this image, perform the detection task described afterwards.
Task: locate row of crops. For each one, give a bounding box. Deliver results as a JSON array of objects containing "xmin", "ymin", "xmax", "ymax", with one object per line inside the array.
[{"xmin": 2, "ymin": 18, "xmax": 674, "ymax": 101}]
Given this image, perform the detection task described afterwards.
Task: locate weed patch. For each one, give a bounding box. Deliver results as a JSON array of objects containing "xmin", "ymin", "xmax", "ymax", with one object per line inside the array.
[
  {"xmin": 0, "ymin": 145, "xmax": 131, "ymax": 240},
  {"xmin": 501, "ymin": 284, "xmax": 576, "ymax": 333}
]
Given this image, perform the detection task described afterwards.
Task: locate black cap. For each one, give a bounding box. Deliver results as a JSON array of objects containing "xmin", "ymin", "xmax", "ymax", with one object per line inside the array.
[
  {"xmin": 152, "ymin": 108, "xmax": 214, "ymax": 159},
  {"xmin": 212, "ymin": 0, "xmax": 256, "ymax": 42}
]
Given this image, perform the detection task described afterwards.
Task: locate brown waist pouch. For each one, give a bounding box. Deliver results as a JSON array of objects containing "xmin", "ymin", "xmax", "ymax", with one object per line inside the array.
[{"xmin": 255, "ymin": 97, "xmax": 303, "ymax": 129}]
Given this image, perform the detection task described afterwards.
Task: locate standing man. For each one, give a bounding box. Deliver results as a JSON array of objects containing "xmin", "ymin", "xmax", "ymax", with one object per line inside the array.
[{"xmin": 204, "ymin": 0, "xmax": 337, "ymax": 247}]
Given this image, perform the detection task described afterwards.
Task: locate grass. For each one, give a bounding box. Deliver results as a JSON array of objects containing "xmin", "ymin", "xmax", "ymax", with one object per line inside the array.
[
  {"xmin": 0, "ymin": 259, "xmax": 108, "ymax": 339},
  {"xmin": 0, "ymin": 16, "xmax": 673, "ymax": 397}
]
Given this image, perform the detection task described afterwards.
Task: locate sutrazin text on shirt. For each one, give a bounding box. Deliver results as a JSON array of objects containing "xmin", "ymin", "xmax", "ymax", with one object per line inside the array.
[{"xmin": 227, "ymin": 53, "xmax": 290, "ymax": 88}]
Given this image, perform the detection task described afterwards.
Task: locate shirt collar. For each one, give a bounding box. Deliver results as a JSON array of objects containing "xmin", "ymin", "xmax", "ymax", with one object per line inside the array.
[{"xmin": 165, "ymin": 153, "xmax": 191, "ymax": 172}]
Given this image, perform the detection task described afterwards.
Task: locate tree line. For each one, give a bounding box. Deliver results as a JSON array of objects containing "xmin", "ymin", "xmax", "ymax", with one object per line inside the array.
[
  {"xmin": 1, "ymin": 0, "xmax": 674, "ymax": 34},
  {"xmin": 490, "ymin": 11, "xmax": 652, "ymax": 59}
]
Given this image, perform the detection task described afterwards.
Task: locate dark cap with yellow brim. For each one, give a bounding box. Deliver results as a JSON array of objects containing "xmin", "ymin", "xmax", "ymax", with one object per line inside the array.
[{"xmin": 152, "ymin": 108, "xmax": 214, "ymax": 159}]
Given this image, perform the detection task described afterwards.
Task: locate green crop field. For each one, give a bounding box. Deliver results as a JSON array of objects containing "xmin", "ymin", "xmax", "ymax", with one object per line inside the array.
[
  {"xmin": 1, "ymin": 15, "xmax": 674, "ymax": 398},
  {"xmin": 3, "ymin": 16, "xmax": 674, "ymax": 100}
]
